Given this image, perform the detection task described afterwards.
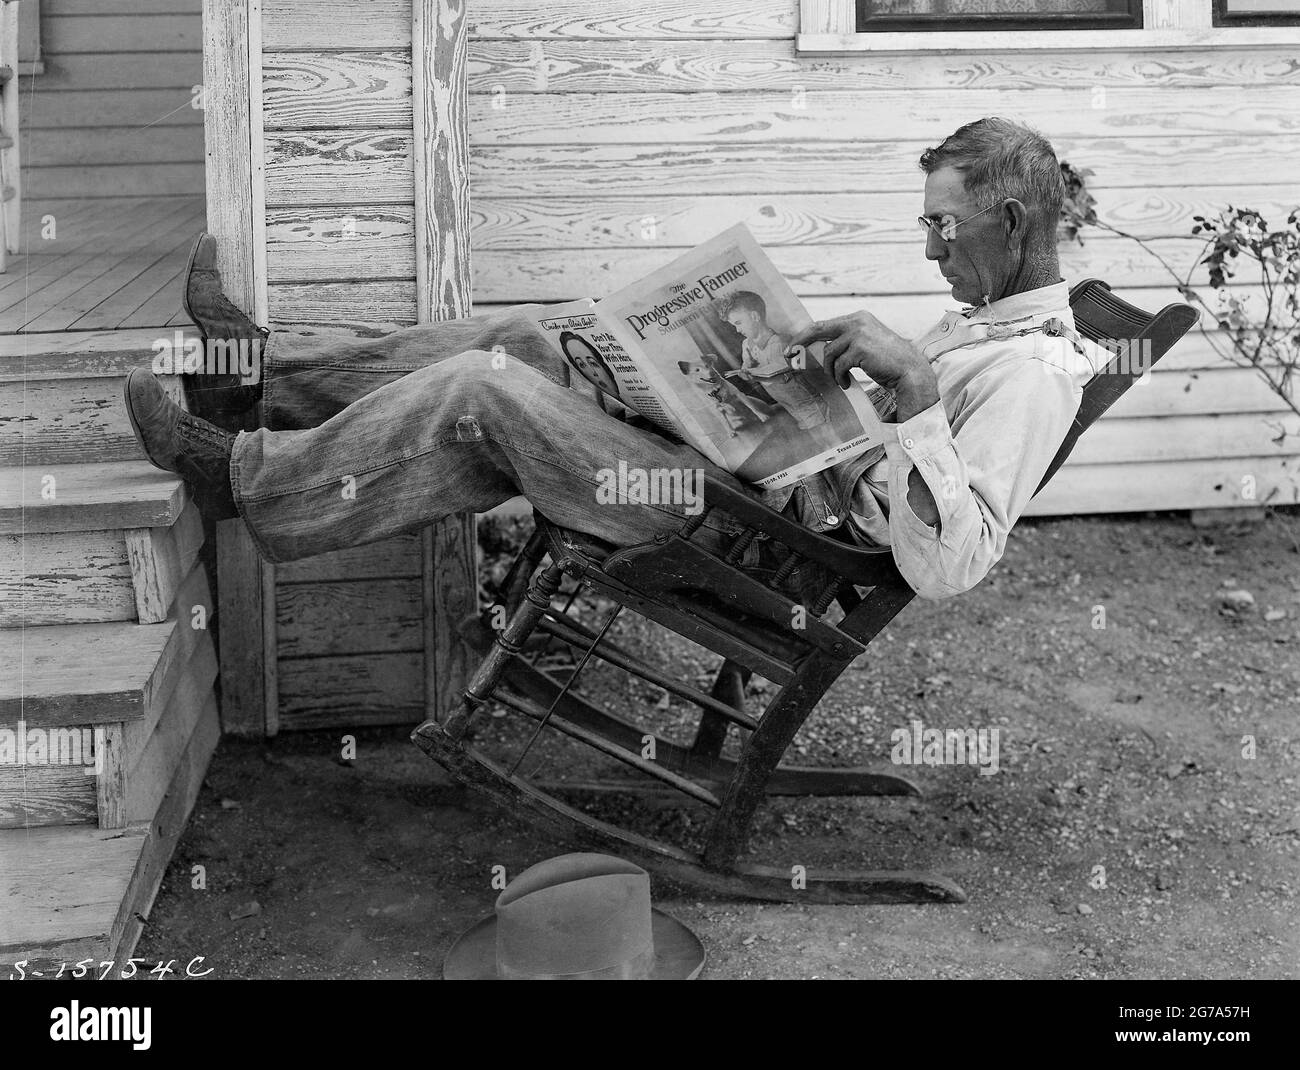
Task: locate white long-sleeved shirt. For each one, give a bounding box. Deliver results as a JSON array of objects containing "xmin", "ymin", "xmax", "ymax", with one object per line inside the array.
[{"xmin": 783, "ymin": 281, "xmax": 1107, "ymax": 600}]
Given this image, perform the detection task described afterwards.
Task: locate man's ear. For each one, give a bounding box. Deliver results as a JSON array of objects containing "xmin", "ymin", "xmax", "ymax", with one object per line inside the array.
[{"xmin": 1002, "ymin": 198, "xmax": 1030, "ymax": 246}]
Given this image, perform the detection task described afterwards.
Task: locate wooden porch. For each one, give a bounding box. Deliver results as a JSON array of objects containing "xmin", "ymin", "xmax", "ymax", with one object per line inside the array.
[{"xmin": 0, "ymin": 194, "xmax": 204, "ymax": 332}]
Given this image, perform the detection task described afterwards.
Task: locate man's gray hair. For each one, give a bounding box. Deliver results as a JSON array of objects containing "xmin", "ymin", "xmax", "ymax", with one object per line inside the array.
[{"xmin": 919, "ymin": 117, "xmax": 1064, "ymax": 252}]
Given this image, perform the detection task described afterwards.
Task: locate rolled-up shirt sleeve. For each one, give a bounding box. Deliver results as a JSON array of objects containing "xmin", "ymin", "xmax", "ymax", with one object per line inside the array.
[{"xmin": 882, "ymin": 353, "xmax": 1082, "ymax": 599}]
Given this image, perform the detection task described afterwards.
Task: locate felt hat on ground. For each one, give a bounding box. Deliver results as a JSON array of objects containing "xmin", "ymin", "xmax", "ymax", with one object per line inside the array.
[{"xmin": 443, "ymin": 852, "xmax": 705, "ymax": 980}]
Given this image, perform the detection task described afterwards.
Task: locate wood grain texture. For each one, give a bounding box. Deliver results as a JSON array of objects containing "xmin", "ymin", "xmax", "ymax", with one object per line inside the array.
[
  {"xmin": 466, "ymin": 0, "xmax": 797, "ymax": 39},
  {"xmin": 262, "ymin": 0, "xmax": 413, "ymax": 50},
  {"xmin": 275, "ymin": 578, "xmax": 424, "ymax": 658},
  {"xmin": 0, "ymin": 824, "xmax": 149, "ymax": 960},
  {"xmin": 463, "ymin": 136, "xmax": 1300, "ymax": 197},
  {"xmin": 125, "ymin": 637, "xmax": 218, "ymax": 823},
  {"xmin": 263, "ymin": 50, "xmax": 412, "ymax": 129},
  {"xmin": 0, "ymin": 462, "xmax": 185, "ymax": 536},
  {"xmin": 1, "ymin": 530, "xmax": 135, "ymax": 628},
  {"xmin": 466, "ymin": 39, "xmax": 1300, "ymax": 93},
  {"xmin": 124, "ymin": 498, "xmax": 205, "ymax": 625},
  {"xmin": 274, "ymin": 533, "xmax": 423, "ymax": 582},
  {"xmin": 465, "ymin": 88, "xmax": 1300, "ymax": 145},
  {"xmin": 215, "ymin": 517, "xmax": 271, "ymax": 738},
  {"xmin": 1026, "ymin": 454, "xmax": 1300, "ymax": 515},
  {"xmin": 416, "ymin": 0, "xmax": 478, "ymax": 724},
  {"xmin": 264, "ymin": 204, "xmax": 415, "ymax": 282},
  {"xmin": 95, "ymin": 724, "xmax": 126, "ymax": 830},
  {"xmin": 206, "ymin": 0, "xmax": 271, "ymax": 739},
  {"xmin": 276, "ymin": 651, "xmax": 424, "ymax": 731},
  {"xmin": 0, "ymin": 620, "xmax": 182, "ymax": 728},
  {"xmin": 264, "ymin": 131, "xmax": 414, "ymax": 206},
  {"xmin": 0, "ymin": 762, "xmax": 98, "ymax": 829}
]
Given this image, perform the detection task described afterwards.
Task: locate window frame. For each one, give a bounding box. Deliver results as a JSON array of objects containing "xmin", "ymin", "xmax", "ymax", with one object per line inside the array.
[
  {"xmin": 855, "ymin": 0, "xmax": 1144, "ymax": 35},
  {"xmin": 798, "ymin": 0, "xmax": 1300, "ymax": 51},
  {"xmin": 1212, "ymin": 0, "xmax": 1300, "ymax": 25}
]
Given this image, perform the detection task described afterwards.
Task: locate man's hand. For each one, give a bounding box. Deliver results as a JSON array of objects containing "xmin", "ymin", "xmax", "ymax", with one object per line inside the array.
[
  {"xmin": 790, "ymin": 310, "xmax": 925, "ymax": 390},
  {"xmin": 790, "ymin": 310, "xmax": 940, "ymax": 423}
]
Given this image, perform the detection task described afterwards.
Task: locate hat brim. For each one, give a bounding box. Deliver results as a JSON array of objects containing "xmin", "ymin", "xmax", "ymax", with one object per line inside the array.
[{"xmin": 443, "ymin": 907, "xmax": 705, "ymax": 980}]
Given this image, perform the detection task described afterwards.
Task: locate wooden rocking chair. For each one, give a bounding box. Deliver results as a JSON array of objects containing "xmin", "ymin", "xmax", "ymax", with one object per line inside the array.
[{"xmin": 413, "ymin": 280, "xmax": 1199, "ymax": 904}]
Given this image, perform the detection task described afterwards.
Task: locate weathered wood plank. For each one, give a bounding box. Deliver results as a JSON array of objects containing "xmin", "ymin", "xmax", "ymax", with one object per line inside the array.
[
  {"xmin": 29, "ymin": 50, "xmax": 202, "ymax": 92},
  {"xmin": 207, "ymin": 0, "xmax": 272, "ymax": 740},
  {"xmin": 263, "ymin": 50, "xmax": 412, "ymax": 129},
  {"xmin": 95, "ymin": 724, "xmax": 127, "ymax": 830},
  {"xmin": 416, "ymin": 0, "xmax": 479, "ymax": 726},
  {"xmin": 465, "ymin": 39, "xmax": 1300, "ymax": 92},
  {"xmin": 12, "ymin": 165, "xmax": 207, "ymax": 202},
  {"xmin": 1026, "ymin": 454, "xmax": 1300, "ymax": 516},
  {"xmin": 19, "ymin": 89, "xmax": 205, "ymax": 129},
  {"xmin": 0, "ymin": 761, "xmax": 98, "ymax": 829},
  {"xmin": 1070, "ymin": 411, "xmax": 1300, "ymax": 466},
  {"xmin": 262, "ymin": 0, "xmax": 413, "ymax": 50},
  {"xmin": 0, "ymin": 462, "xmax": 185, "ymax": 536},
  {"xmin": 463, "ymin": 136, "xmax": 1300, "ymax": 197},
  {"xmin": 264, "ymin": 204, "xmax": 415, "ymax": 281},
  {"xmin": 0, "ymin": 619, "xmax": 181, "ymax": 728},
  {"xmin": 274, "ymin": 533, "xmax": 423, "ymax": 582},
  {"xmin": 43, "ymin": 13, "xmax": 201, "ymax": 52},
  {"xmin": 24, "ymin": 127, "xmax": 204, "ymax": 167},
  {"xmin": 48, "ymin": 0, "xmax": 203, "ymax": 13},
  {"xmin": 1, "ymin": 530, "xmax": 136, "ymax": 628},
  {"xmin": 264, "ymin": 131, "xmax": 414, "ymax": 206},
  {"xmin": 276, "ymin": 651, "xmax": 425, "ymax": 731},
  {"xmin": 125, "ymin": 498, "xmax": 205, "ymax": 625},
  {"xmin": 465, "ymin": 0, "xmax": 797, "ymax": 39},
  {"xmin": 0, "ymin": 824, "xmax": 149, "ymax": 960},
  {"xmin": 125, "ymin": 637, "xmax": 217, "ymax": 822},
  {"xmin": 275, "ymin": 578, "xmax": 424, "ymax": 658},
  {"xmin": 465, "ymin": 89, "xmax": 1300, "ymax": 145}
]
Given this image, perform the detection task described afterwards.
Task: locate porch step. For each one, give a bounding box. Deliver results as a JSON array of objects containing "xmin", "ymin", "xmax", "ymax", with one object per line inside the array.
[
  {"xmin": 0, "ymin": 460, "xmax": 185, "ymax": 535},
  {"xmin": 0, "ymin": 327, "xmax": 199, "ymax": 373},
  {"xmin": 0, "ymin": 678, "xmax": 219, "ymax": 968},
  {"xmin": 0, "ymin": 619, "xmax": 182, "ymax": 728}
]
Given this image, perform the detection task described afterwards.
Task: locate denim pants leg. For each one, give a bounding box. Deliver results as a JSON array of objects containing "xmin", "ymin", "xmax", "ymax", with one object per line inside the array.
[{"xmin": 230, "ymin": 315, "xmax": 737, "ymax": 564}]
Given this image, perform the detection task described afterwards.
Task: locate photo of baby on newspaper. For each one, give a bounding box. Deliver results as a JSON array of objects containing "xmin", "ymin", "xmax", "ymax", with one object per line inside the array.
[{"xmin": 526, "ymin": 224, "xmax": 886, "ymax": 490}]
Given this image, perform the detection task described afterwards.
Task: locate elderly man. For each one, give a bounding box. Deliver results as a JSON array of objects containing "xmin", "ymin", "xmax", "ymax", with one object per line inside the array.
[{"xmin": 126, "ymin": 117, "xmax": 1099, "ymax": 600}]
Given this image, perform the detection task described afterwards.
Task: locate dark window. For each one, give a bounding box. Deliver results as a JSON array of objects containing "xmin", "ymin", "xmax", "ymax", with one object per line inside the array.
[
  {"xmin": 1213, "ymin": 0, "xmax": 1300, "ymax": 25},
  {"xmin": 855, "ymin": 0, "xmax": 1143, "ymax": 32}
]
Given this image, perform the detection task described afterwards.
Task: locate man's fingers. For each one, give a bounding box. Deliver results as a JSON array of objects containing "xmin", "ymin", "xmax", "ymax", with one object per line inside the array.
[{"xmin": 789, "ymin": 317, "xmax": 848, "ymax": 348}]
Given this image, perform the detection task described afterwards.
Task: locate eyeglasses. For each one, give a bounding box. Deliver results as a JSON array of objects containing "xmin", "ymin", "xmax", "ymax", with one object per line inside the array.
[{"xmin": 917, "ymin": 201, "xmax": 1002, "ymax": 242}]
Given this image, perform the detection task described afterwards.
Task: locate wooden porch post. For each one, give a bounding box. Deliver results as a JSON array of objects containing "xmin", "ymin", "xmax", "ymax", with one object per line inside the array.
[{"xmin": 414, "ymin": 0, "xmax": 478, "ymax": 723}]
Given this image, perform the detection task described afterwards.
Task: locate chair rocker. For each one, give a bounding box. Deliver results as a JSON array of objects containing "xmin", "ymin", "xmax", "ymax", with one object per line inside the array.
[{"xmin": 413, "ymin": 280, "xmax": 1199, "ymax": 904}]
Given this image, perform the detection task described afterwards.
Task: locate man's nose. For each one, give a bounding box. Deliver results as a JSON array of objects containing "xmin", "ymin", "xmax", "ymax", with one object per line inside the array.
[{"xmin": 924, "ymin": 228, "xmax": 946, "ymax": 262}]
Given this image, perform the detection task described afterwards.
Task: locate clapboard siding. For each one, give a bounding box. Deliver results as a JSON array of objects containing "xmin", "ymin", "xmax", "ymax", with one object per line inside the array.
[{"xmin": 20, "ymin": 5, "xmax": 205, "ymax": 201}]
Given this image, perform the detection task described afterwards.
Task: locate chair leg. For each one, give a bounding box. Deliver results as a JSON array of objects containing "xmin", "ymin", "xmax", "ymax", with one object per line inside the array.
[
  {"xmin": 690, "ymin": 659, "xmax": 749, "ymax": 759},
  {"xmin": 702, "ymin": 650, "xmax": 849, "ymax": 870},
  {"xmin": 442, "ymin": 559, "xmax": 563, "ymax": 738}
]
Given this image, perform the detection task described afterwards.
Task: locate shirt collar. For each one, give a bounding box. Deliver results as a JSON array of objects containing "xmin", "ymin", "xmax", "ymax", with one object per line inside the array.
[{"xmin": 959, "ymin": 280, "xmax": 1070, "ymax": 324}]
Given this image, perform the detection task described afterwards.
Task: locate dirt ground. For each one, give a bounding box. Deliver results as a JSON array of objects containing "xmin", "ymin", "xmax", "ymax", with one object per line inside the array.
[{"xmin": 137, "ymin": 508, "xmax": 1300, "ymax": 980}]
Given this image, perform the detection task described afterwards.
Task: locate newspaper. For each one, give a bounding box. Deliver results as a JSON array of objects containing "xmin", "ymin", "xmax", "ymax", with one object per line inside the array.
[{"xmin": 525, "ymin": 224, "xmax": 889, "ymax": 490}]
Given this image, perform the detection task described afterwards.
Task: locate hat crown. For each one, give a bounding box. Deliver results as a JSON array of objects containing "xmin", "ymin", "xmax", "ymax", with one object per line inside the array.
[{"xmin": 495, "ymin": 853, "xmax": 655, "ymax": 979}]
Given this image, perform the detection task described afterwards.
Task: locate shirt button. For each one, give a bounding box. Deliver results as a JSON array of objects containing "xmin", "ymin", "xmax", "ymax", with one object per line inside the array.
[
  {"xmin": 940, "ymin": 321, "xmax": 952, "ymax": 333},
  {"xmin": 903, "ymin": 437, "xmax": 915, "ymax": 449},
  {"xmin": 824, "ymin": 514, "xmax": 839, "ymax": 526}
]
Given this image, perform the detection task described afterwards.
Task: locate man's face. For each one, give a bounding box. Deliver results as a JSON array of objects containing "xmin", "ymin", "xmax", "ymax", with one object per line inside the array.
[{"xmin": 922, "ymin": 165, "xmax": 1010, "ymax": 306}]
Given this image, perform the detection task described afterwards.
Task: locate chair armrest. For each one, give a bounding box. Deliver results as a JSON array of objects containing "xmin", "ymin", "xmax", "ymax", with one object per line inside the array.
[{"xmin": 701, "ymin": 476, "xmax": 903, "ymax": 589}]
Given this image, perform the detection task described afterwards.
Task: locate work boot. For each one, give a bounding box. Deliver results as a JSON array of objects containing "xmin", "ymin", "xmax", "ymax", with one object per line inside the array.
[
  {"xmin": 124, "ymin": 369, "xmax": 239, "ymax": 521},
  {"xmin": 181, "ymin": 232, "xmax": 268, "ymax": 429}
]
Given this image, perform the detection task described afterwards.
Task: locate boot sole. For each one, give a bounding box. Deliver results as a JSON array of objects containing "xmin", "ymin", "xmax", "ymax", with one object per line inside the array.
[{"xmin": 123, "ymin": 369, "xmax": 172, "ymax": 473}]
